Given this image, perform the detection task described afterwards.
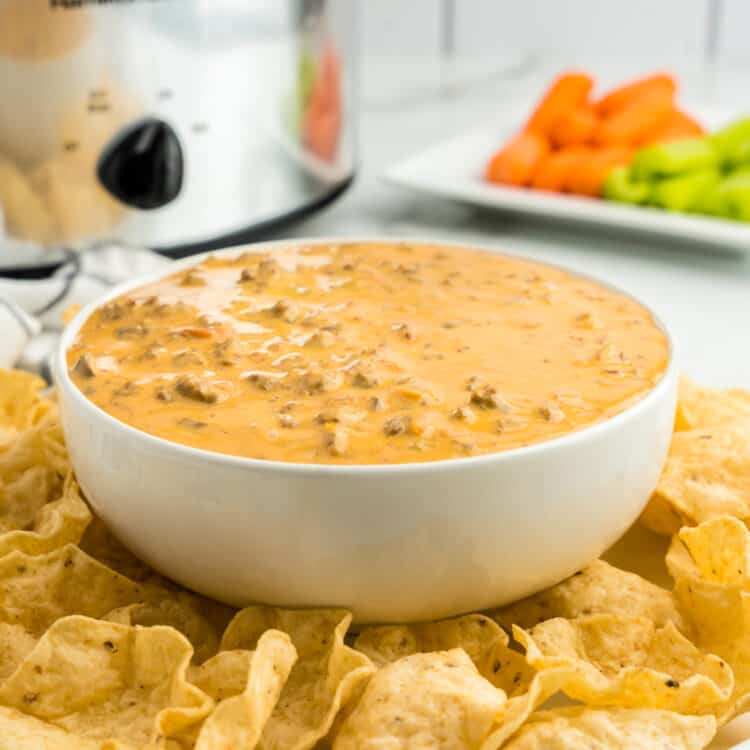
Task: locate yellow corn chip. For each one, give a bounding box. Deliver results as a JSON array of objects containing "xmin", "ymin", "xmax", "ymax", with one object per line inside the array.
[
  {"xmin": 641, "ymin": 419, "xmax": 750, "ymax": 535},
  {"xmin": 499, "ymin": 706, "xmax": 716, "ymax": 750},
  {"xmin": 0, "ymin": 705, "xmax": 107, "ymax": 750},
  {"xmin": 104, "ymin": 597, "xmax": 231, "ymax": 667},
  {"xmin": 667, "ymin": 516, "xmax": 749, "ymax": 586},
  {"xmin": 78, "ymin": 517, "xmax": 154, "ymax": 582},
  {"xmin": 0, "ymin": 544, "xmax": 231, "ymax": 677},
  {"xmin": 638, "ymin": 492, "xmax": 689, "ymax": 537},
  {"xmin": 0, "ymin": 544, "xmax": 148, "ymax": 679},
  {"xmin": 221, "ymin": 607, "xmax": 374, "ymax": 750},
  {"xmin": 190, "ymin": 650, "xmax": 256, "ymax": 703},
  {"xmin": 1, "ymin": 465, "xmax": 59, "ymax": 534},
  {"xmin": 0, "ymin": 615, "xmax": 213, "ymax": 748},
  {"xmin": 80, "ymin": 520, "xmax": 234, "ymax": 654},
  {"xmin": 668, "ymin": 517, "xmax": 750, "ymax": 721},
  {"xmin": 354, "ymin": 614, "xmax": 533, "ymax": 696},
  {"xmin": 352, "ymin": 620, "xmax": 566, "ymax": 749},
  {"xmin": 0, "ymin": 623, "xmax": 37, "ymax": 682},
  {"xmin": 514, "ymin": 614, "xmax": 732, "ymax": 713},
  {"xmin": 1, "ymin": 401, "xmax": 68, "ymax": 539},
  {"xmin": 675, "ymin": 376, "xmax": 750, "ymax": 432},
  {"xmin": 333, "ymin": 649, "xmax": 506, "ymax": 750},
  {"xmin": 0, "ymin": 403, "xmax": 68, "ymax": 481},
  {"xmin": 602, "ymin": 521, "xmax": 673, "ymax": 589},
  {"xmin": 481, "ymin": 667, "xmax": 581, "ymax": 750},
  {"xmin": 489, "ymin": 560, "xmax": 685, "ymax": 633},
  {"xmin": 191, "ymin": 630, "xmax": 297, "ymax": 750},
  {"xmin": 0, "ymin": 466, "xmax": 91, "ymax": 559},
  {"xmin": 0, "ymin": 370, "xmax": 51, "ymax": 437}
]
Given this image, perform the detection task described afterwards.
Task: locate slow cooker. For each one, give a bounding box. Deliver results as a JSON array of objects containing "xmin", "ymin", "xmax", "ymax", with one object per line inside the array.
[{"xmin": 0, "ymin": 0, "xmax": 356, "ymax": 268}]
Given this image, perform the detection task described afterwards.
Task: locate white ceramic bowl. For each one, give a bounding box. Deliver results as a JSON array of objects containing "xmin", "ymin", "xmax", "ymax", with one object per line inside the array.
[{"xmin": 55, "ymin": 239, "xmax": 679, "ymax": 624}]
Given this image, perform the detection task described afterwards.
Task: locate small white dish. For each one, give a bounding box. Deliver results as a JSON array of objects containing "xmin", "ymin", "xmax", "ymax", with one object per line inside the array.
[
  {"xmin": 55, "ymin": 237, "xmax": 678, "ymax": 624},
  {"xmin": 385, "ymin": 116, "xmax": 750, "ymax": 253}
]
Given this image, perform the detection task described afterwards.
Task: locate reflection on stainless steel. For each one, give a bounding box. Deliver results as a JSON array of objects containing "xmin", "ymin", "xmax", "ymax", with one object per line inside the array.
[{"xmin": 0, "ymin": 0, "xmax": 356, "ymax": 255}]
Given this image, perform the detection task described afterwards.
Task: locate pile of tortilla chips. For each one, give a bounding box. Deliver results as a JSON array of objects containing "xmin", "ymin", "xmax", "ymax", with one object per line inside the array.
[{"xmin": 1, "ymin": 369, "xmax": 749, "ymax": 750}]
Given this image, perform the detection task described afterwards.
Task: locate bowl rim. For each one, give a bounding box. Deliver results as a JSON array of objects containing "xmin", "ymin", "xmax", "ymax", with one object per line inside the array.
[{"xmin": 55, "ymin": 236, "xmax": 679, "ymax": 477}]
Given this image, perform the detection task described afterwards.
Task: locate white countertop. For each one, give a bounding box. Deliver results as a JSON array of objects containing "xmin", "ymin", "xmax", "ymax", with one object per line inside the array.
[{"xmin": 282, "ymin": 61, "xmax": 750, "ymax": 389}]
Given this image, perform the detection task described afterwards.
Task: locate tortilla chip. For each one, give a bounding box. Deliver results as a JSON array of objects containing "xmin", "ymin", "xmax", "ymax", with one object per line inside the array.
[
  {"xmin": 104, "ymin": 596, "xmax": 231, "ymax": 667},
  {"xmin": 0, "ymin": 465, "xmax": 91, "ymax": 559},
  {"xmin": 602, "ymin": 521, "xmax": 673, "ymax": 589},
  {"xmin": 352, "ymin": 621, "xmax": 574, "ymax": 750},
  {"xmin": 514, "ymin": 614, "xmax": 732, "ymax": 713},
  {"xmin": 0, "ymin": 544, "xmax": 231, "ymax": 678},
  {"xmin": 352, "ymin": 621, "xmax": 562, "ymax": 749},
  {"xmin": 0, "ymin": 378, "xmax": 91, "ymax": 557},
  {"xmin": 668, "ymin": 517, "xmax": 750, "ymax": 721},
  {"xmin": 78, "ymin": 522, "xmax": 232, "ymax": 659},
  {"xmin": 667, "ymin": 515, "xmax": 749, "ymax": 586},
  {"xmin": 0, "ymin": 622, "xmax": 37, "ymax": 683},
  {"xmin": 221, "ymin": 607, "xmax": 374, "ymax": 750},
  {"xmin": 78, "ymin": 517, "xmax": 154, "ymax": 583},
  {"xmin": 499, "ymin": 706, "xmax": 716, "ymax": 750},
  {"xmin": 190, "ymin": 650, "xmax": 256, "ymax": 703},
  {"xmin": 333, "ymin": 649, "xmax": 506, "ymax": 750},
  {"xmin": 0, "ymin": 370, "xmax": 51, "ymax": 437},
  {"xmin": 0, "ymin": 402, "xmax": 68, "ymax": 480},
  {"xmin": 0, "ymin": 615, "xmax": 213, "ymax": 748},
  {"xmin": 675, "ymin": 377, "xmax": 750, "ymax": 432},
  {"xmin": 641, "ymin": 419, "xmax": 750, "ymax": 535},
  {"xmin": 0, "ymin": 544, "xmax": 148, "ymax": 679},
  {"xmin": 354, "ymin": 614, "xmax": 533, "ymax": 696},
  {"xmin": 639, "ymin": 491, "xmax": 690, "ymax": 537},
  {"xmin": 489, "ymin": 560, "xmax": 685, "ymax": 633},
  {"xmin": 0, "ymin": 705, "xmax": 107, "ymax": 750},
  {"xmin": 191, "ymin": 630, "xmax": 297, "ymax": 750}
]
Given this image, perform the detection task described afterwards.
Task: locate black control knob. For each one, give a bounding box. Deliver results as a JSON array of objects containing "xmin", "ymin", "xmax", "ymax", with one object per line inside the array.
[{"xmin": 98, "ymin": 118, "xmax": 183, "ymax": 210}]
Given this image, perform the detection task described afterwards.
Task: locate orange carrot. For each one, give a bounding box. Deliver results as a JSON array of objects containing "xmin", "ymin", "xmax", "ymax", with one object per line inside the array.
[
  {"xmin": 595, "ymin": 73, "xmax": 677, "ymax": 117},
  {"xmin": 485, "ymin": 132, "xmax": 550, "ymax": 186},
  {"xmin": 304, "ymin": 110, "xmax": 341, "ymax": 161},
  {"xmin": 593, "ymin": 90, "xmax": 674, "ymax": 147},
  {"xmin": 530, "ymin": 148, "xmax": 589, "ymax": 192},
  {"xmin": 303, "ymin": 46, "xmax": 342, "ymax": 161},
  {"xmin": 639, "ymin": 109, "xmax": 705, "ymax": 145},
  {"xmin": 524, "ymin": 73, "xmax": 594, "ymax": 136},
  {"xmin": 549, "ymin": 106, "xmax": 598, "ymax": 148},
  {"xmin": 564, "ymin": 147, "xmax": 634, "ymax": 197}
]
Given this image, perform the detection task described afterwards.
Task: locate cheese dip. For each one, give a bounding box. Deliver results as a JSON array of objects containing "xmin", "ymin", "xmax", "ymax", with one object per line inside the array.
[{"xmin": 67, "ymin": 242, "xmax": 669, "ymax": 465}]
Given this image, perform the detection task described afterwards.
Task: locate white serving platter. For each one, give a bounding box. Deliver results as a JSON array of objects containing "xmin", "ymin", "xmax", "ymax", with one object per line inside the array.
[{"xmin": 385, "ymin": 116, "xmax": 750, "ymax": 253}]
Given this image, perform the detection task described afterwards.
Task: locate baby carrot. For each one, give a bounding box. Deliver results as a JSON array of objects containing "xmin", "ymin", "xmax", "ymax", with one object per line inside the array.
[
  {"xmin": 485, "ymin": 131, "xmax": 550, "ymax": 186},
  {"xmin": 530, "ymin": 148, "xmax": 588, "ymax": 192},
  {"xmin": 593, "ymin": 91, "xmax": 674, "ymax": 147},
  {"xmin": 595, "ymin": 73, "xmax": 676, "ymax": 117},
  {"xmin": 550, "ymin": 106, "xmax": 598, "ymax": 148},
  {"xmin": 640, "ymin": 109, "xmax": 705, "ymax": 145},
  {"xmin": 564, "ymin": 147, "xmax": 634, "ymax": 197},
  {"xmin": 524, "ymin": 72, "xmax": 594, "ymax": 136}
]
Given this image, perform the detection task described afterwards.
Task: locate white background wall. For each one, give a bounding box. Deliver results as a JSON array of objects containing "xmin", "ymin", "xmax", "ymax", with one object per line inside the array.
[{"xmin": 361, "ymin": 0, "xmax": 745, "ymax": 67}]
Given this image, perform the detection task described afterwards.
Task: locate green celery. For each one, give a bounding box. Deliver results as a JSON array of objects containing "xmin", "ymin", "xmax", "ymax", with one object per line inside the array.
[
  {"xmin": 603, "ymin": 167, "xmax": 651, "ymax": 205},
  {"xmin": 631, "ymin": 138, "xmax": 717, "ymax": 180}
]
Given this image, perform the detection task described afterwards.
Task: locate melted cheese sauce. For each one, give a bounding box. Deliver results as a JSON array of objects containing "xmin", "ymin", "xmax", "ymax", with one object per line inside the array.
[{"xmin": 67, "ymin": 242, "xmax": 669, "ymax": 465}]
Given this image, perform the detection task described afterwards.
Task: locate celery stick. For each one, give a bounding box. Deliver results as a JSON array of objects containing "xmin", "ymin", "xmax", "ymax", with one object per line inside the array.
[
  {"xmin": 650, "ymin": 169, "xmax": 721, "ymax": 213},
  {"xmin": 716, "ymin": 172, "xmax": 750, "ymax": 221},
  {"xmin": 631, "ymin": 138, "xmax": 717, "ymax": 180},
  {"xmin": 710, "ymin": 117, "xmax": 750, "ymax": 167},
  {"xmin": 602, "ymin": 167, "xmax": 650, "ymax": 205}
]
